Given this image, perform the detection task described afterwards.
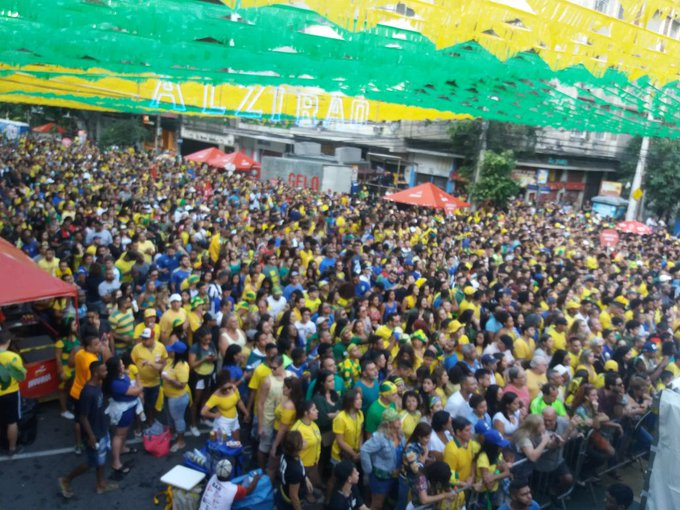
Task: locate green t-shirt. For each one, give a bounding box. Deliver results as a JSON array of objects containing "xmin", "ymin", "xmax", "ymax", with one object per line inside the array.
[
  {"xmin": 365, "ymin": 399, "xmax": 396, "ymax": 434},
  {"xmin": 529, "ymin": 395, "xmax": 568, "ymax": 417}
]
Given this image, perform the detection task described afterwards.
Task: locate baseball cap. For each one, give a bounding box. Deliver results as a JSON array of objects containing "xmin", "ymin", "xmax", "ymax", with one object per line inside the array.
[
  {"xmin": 474, "ymin": 420, "xmax": 491, "ymax": 434},
  {"xmin": 190, "ymin": 296, "xmax": 205, "ymax": 309},
  {"xmin": 144, "ymin": 308, "xmax": 157, "ymax": 319},
  {"xmin": 604, "ymin": 360, "xmax": 619, "ymax": 372},
  {"xmin": 642, "ymin": 342, "xmax": 657, "ymax": 353},
  {"xmin": 483, "ymin": 429, "xmax": 510, "ymax": 448},
  {"xmin": 169, "ymin": 293, "xmax": 182, "ymax": 303},
  {"xmin": 140, "ymin": 328, "xmax": 153, "ymax": 339},
  {"xmin": 166, "ymin": 341, "xmax": 188, "ymax": 354},
  {"xmin": 215, "ymin": 459, "xmax": 232, "ymax": 479},
  {"xmin": 379, "ymin": 381, "xmax": 397, "ymax": 396},
  {"xmin": 481, "ymin": 354, "xmax": 497, "ymax": 365},
  {"xmin": 552, "ymin": 364, "xmax": 569, "ymax": 376},
  {"xmin": 448, "ymin": 320, "xmax": 463, "ymax": 333}
]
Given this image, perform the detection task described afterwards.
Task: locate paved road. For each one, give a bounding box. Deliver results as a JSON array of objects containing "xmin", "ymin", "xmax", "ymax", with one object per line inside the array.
[{"xmin": 0, "ymin": 401, "xmax": 643, "ymax": 509}]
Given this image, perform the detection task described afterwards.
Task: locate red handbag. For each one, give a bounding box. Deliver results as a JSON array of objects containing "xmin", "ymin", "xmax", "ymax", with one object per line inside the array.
[{"xmin": 143, "ymin": 428, "xmax": 171, "ymax": 458}]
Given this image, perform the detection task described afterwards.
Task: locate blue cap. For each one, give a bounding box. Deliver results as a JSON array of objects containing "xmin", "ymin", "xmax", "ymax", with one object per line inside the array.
[
  {"xmin": 166, "ymin": 341, "xmax": 188, "ymax": 354},
  {"xmin": 483, "ymin": 429, "xmax": 510, "ymax": 448},
  {"xmin": 641, "ymin": 342, "xmax": 657, "ymax": 353},
  {"xmin": 474, "ymin": 420, "xmax": 491, "ymax": 434}
]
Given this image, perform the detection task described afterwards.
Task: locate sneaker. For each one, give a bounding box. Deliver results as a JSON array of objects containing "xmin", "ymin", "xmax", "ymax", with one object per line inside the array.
[
  {"xmin": 190, "ymin": 426, "xmax": 201, "ymax": 437},
  {"xmin": 58, "ymin": 477, "xmax": 74, "ymax": 499},
  {"xmin": 74, "ymin": 444, "xmax": 83, "ymax": 455},
  {"xmin": 60, "ymin": 410, "xmax": 75, "ymax": 420}
]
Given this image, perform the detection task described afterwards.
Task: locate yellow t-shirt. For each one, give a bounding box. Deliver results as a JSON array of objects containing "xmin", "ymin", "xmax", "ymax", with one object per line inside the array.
[
  {"xmin": 37, "ymin": 257, "xmax": 60, "ymax": 276},
  {"xmin": 548, "ymin": 327, "xmax": 567, "ymax": 351},
  {"xmin": 248, "ymin": 363, "xmax": 272, "ymax": 407},
  {"xmin": 0, "ymin": 350, "xmax": 25, "ymax": 396},
  {"xmin": 131, "ymin": 342, "xmax": 168, "ymax": 387},
  {"xmin": 476, "ymin": 452, "xmax": 501, "ymax": 492},
  {"xmin": 444, "ymin": 439, "xmax": 480, "ymax": 482},
  {"xmin": 526, "ymin": 370, "xmax": 547, "ymax": 402},
  {"xmin": 513, "ymin": 337, "xmax": 535, "ymax": 361},
  {"xmin": 159, "ymin": 308, "xmax": 188, "ymax": 339},
  {"xmin": 331, "ymin": 410, "xmax": 364, "ymax": 461},
  {"xmin": 163, "ymin": 360, "xmax": 190, "ymax": 398},
  {"xmin": 69, "ymin": 350, "xmax": 98, "ymax": 399},
  {"xmin": 205, "ymin": 388, "xmax": 240, "ymax": 419},
  {"xmin": 400, "ymin": 410, "xmax": 421, "ymax": 439},
  {"xmin": 275, "ymin": 404, "xmax": 297, "ymax": 430},
  {"xmin": 133, "ymin": 322, "xmax": 160, "ymax": 342},
  {"xmin": 291, "ymin": 419, "xmax": 321, "ymax": 467}
]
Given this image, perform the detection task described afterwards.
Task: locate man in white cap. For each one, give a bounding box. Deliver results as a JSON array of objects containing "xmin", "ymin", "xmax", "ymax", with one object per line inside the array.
[
  {"xmin": 159, "ymin": 293, "xmax": 187, "ymax": 342},
  {"xmin": 198, "ymin": 459, "xmax": 261, "ymax": 510}
]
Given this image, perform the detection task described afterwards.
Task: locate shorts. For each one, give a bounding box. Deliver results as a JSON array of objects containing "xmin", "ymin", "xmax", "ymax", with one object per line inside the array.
[
  {"xmin": 258, "ymin": 424, "xmax": 274, "ymax": 454},
  {"xmin": 0, "ymin": 391, "xmax": 21, "ymax": 425},
  {"xmin": 214, "ymin": 415, "xmax": 240, "ymax": 435},
  {"xmin": 86, "ymin": 434, "xmax": 110, "ymax": 468},
  {"xmin": 143, "ymin": 385, "xmax": 160, "ymax": 409},
  {"xmin": 70, "ymin": 396, "xmax": 81, "ymax": 421},
  {"xmin": 190, "ymin": 372, "xmax": 214, "ymax": 392},
  {"xmin": 369, "ymin": 473, "xmax": 397, "ymax": 495},
  {"xmin": 117, "ymin": 407, "xmax": 135, "ymax": 428}
]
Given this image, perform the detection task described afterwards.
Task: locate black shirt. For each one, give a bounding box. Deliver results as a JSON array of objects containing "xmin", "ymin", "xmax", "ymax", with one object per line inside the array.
[
  {"xmin": 326, "ymin": 485, "xmax": 364, "ymax": 510},
  {"xmin": 79, "ymin": 383, "xmax": 109, "ymax": 440},
  {"xmin": 280, "ymin": 454, "xmax": 307, "ymax": 500}
]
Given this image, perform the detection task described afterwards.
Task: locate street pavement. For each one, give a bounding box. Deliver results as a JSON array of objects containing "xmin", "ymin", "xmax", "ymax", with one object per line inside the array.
[{"xmin": 0, "ymin": 401, "xmax": 644, "ymax": 509}]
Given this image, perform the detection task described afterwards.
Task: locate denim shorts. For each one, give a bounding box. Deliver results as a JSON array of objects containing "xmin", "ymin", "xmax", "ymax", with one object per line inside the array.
[
  {"xmin": 86, "ymin": 434, "xmax": 110, "ymax": 468},
  {"xmin": 369, "ymin": 473, "xmax": 397, "ymax": 495}
]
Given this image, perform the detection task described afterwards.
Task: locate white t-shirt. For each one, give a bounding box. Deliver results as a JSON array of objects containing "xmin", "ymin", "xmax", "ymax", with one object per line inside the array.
[
  {"xmin": 267, "ymin": 295, "xmax": 287, "ymax": 318},
  {"xmin": 445, "ymin": 391, "xmax": 471, "ymax": 419},
  {"xmin": 428, "ymin": 430, "xmax": 452, "ymax": 453},
  {"xmin": 294, "ymin": 320, "xmax": 316, "ymax": 345},
  {"xmin": 198, "ymin": 475, "xmax": 239, "ymax": 510},
  {"xmin": 493, "ymin": 411, "xmax": 520, "ymax": 437}
]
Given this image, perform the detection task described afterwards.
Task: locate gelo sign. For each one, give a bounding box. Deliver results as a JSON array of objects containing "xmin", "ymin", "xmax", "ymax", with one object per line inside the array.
[{"xmin": 288, "ymin": 172, "xmax": 320, "ymax": 190}]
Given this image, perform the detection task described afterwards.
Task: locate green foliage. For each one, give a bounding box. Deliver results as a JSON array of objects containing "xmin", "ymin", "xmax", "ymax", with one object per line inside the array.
[
  {"xmin": 644, "ymin": 138, "xmax": 680, "ymax": 221},
  {"xmin": 100, "ymin": 118, "xmax": 151, "ymax": 148},
  {"xmin": 468, "ymin": 150, "xmax": 520, "ymax": 208},
  {"xmin": 0, "ymin": 363, "xmax": 26, "ymax": 391},
  {"xmin": 449, "ymin": 120, "xmax": 536, "ymax": 168}
]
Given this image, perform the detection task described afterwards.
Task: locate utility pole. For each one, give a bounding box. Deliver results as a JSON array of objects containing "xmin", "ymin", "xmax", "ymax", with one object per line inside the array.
[
  {"xmin": 473, "ymin": 120, "xmax": 489, "ymax": 185},
  {"xmin": 626, "ymin": 134, "xmax": 650, "ymax": 221}
]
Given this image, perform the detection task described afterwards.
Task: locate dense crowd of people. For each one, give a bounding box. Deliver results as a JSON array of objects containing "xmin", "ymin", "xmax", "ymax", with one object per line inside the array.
[{"xmin": 0, "ymin": 135, "xmax": 676, "ymax": 509}]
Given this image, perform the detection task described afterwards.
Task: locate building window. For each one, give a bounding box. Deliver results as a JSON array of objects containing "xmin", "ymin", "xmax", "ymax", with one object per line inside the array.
[{"xmin": 594, "ymin": 0, "xmax": 610, "ymax": 14}]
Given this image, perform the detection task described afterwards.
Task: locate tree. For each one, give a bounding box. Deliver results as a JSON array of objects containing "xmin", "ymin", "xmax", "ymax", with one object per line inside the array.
[
  {"xmin": 643, "ymin": 138, "xmax": 680, "ymax": 222},
  {"xmin": 99, "ymin": 118, "xmax": 151, "ymax": 148},
  {"xmin": 449, "ymin": 119, "xmax": 536, "ymax": 181},
  {"xmin": 468, "ymin": 150, "xmax": 520, "ymax": 208}
]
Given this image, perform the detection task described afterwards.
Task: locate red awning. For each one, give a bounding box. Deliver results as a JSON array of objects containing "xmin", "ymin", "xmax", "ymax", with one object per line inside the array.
[
  {"xmin": 185, "ymin": 148, "xmax": 259, "ymax": 171},
  {"xmin": 185, "ymin": 147, "xmax": 227, "ymax": 165},
  {"xmin": 32, "ymin": 122, "xmax": 65, "ymax": 134},
  {"xmin": 383, "ymin": 182, "xmax": 471, "ymax": 210},
  {"xmin": 0, "ymin": 237, "xmax": 78, "ymax": 306}
]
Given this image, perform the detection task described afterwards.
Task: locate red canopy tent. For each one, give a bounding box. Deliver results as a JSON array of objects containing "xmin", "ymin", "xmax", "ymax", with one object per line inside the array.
[
  {"xmin": 0, "ymin": 237, "xmax": 77, "ymax": 306},
  {"xmin": 383, "ymin": 182, "xmax": 471, "ymax": 212},
  {"xmin": 32, "ymin": 122, "xmax": 66, "ymax": 134},
  {"xmin": 185, "ymin": 147, "xmax": 227, "ymax": 165},
  {"xmin": 0, "ymin": 237, "xmax": 78, "ymax": 399},
  {"xmin": 185, "ymin": 148, "xmax": 260, "ymax": 172}
]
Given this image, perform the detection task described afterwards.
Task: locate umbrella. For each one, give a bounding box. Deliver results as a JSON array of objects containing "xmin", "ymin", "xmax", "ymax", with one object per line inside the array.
[
  {"xmin": 212, "ymin": 151, "xmax": 260, "ymax": 171},
  {"xmin": 185, "ymin": 147, "xmax": 227, "ymax": 165},
  {"xmin": 383, "ymin": 182, "xmax": 471, "ymax": 210},
  {"xmin": 33, "ymin": 122, "xmax": 65, "ymax": 134},
  {"xmin": 616, "ymin": 220, "xmax": 652, "ymax": 236}
]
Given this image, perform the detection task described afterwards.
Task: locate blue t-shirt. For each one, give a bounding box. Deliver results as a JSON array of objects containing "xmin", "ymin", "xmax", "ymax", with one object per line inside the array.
[
  {"xmin": 354, "ymin": 379, "xmax": 379, "ymax": 414},
  {"xmin": 498, "ymin": 502, "xmax": 539, "ymax": 510},
  {"xmin": 110, "ymin": 375, "xmax": 136, "ymax": 403}
]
